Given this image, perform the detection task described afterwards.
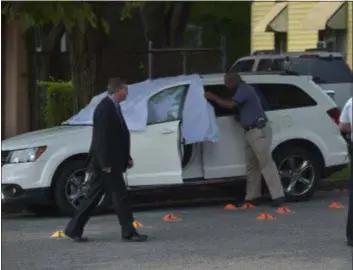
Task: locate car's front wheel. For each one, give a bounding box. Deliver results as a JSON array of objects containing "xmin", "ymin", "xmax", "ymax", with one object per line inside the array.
[
  {"xmin": 53, "ymin": 160, "xmax": 110, "ymax": 216},
  {"xmin": 273, "ymin": 146, "xmax": 322, "ymax": 202}
]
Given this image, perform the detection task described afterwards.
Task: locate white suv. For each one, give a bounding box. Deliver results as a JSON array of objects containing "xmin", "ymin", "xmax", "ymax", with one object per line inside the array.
[
  {"xmin": 230, "ymin": 50, "xmax": 353, "ymax": 109},
  {"xmin": 1, "ymin": 73, "xmax": 348, "ymax": 216}
]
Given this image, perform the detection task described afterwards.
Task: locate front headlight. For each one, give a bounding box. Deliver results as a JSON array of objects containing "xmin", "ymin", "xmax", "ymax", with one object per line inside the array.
[{"xmin": 8, "ymin": 146, "xmax": 47, "ymax": 164}]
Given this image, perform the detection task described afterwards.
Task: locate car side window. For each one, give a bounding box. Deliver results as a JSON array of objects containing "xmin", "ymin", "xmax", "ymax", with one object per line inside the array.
[
  {"xmin": 204, "ymin": 85, "xmax": 235, "ymax": 117},
  {"xmin": 230, "ymin": 60, "xmax": 255, "ymax": 72},
  {"xmin": 257, "ymin": 58, "xmax": 285, "ymax": 72},
  {"xmin": 257, "ymin": 59, "xmax": 273, "ymax": 71},
  {"xmin": 314, "ymin": 58, "xmax": 353, "ymax": 84},
  {"xmin": 250, "ymin": 83, "xmax": 317, "ymax": 111},
  {"xmin": 147, "ymin": 84, "xmax": 188, "ymax": 125},
  {"xmin": 288, "ymin": 58, "xmax": 353, "ymax": 84}
]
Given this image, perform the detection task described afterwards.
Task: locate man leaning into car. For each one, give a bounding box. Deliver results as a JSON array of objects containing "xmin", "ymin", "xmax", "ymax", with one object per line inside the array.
[{"xmin": 204, "ymin": 71, "xmax": 285, "ymax": 207}]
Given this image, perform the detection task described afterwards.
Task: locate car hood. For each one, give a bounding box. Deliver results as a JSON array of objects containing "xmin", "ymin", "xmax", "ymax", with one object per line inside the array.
[{"xmin": 1, "ymin": 125, "xmax": 90, "ymax": 150}]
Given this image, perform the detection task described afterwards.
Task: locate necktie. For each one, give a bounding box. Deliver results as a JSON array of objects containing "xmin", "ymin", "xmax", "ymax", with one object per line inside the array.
[{"xmin": 116, "ymin": 104, "xmax": 126, "ymax": 129}]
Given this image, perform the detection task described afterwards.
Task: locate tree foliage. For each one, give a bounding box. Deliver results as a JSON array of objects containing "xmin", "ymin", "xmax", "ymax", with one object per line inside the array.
[
  {"xmin": 139, "ymin": 1, "xmax": 192, "ymax": 47},
  {"xmin": 1, "ymin": 1, "xmax": 141, "ymax": 34},
  {"xmin": 189, "ymin": 2, "xmax": 251, "ymax": 64}
]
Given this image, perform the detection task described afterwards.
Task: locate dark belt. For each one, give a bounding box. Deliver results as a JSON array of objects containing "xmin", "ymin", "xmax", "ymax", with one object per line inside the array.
[{"xmin": 244, "ymin": 118, "xmax": 268, "ymax": 132}]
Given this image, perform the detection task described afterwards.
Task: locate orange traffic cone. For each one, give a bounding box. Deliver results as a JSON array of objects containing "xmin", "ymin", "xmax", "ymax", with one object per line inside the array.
[
  {"xmin": 276, "ymin": 207, "xmax": 292, "ymax": 214},
  {"xmin": 257, "ymin": 213, "xmax": 275, "ymax": 220},
  {"xmin": 329, "ymin": 202, "xmax": 344, "ymax": 209},
  {"xmin": 224, "ymin": 204, "xmax": 237, "ymax": 210},
  {"xmin": 241, "ymin": 202, "xmax": 255, "ymax": 209},
  {"xmin": 163, "ymin": 213, "xmax": 180, "ymax": 221},
  {"xmin": 133, "ymin": 221, "xmax": 143, "ymax": 228}
]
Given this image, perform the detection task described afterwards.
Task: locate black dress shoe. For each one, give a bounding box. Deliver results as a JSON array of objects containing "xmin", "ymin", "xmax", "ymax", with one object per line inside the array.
[
  {"xmin": 347, "ymin": 239, "xmax": 353, "ymax": 247},
  {"xmin": 245, "ymin": 198, "xmax": 262, "ymax": 206},
  {"xmin": 271, "ymin": 196, "xmax": 286, "ymax": 207},
  {"xmin": 122, "ymin": 232, "xmax": 148, "ymax": 242},
  {"xmin": 64, "ymin": 230, "xmax": 88, "ymax": 243}
]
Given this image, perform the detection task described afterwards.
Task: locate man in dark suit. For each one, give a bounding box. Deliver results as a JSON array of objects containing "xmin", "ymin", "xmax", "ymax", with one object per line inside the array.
[{"xmin": 64, "ymin": 78, "xmax": 148, "ymax": 243}]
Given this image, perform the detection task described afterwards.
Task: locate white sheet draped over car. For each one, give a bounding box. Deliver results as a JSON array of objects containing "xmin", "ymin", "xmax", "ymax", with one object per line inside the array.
[{"xmin": 64, "ymin": 74, "xmax": 219, "ymax": 144}]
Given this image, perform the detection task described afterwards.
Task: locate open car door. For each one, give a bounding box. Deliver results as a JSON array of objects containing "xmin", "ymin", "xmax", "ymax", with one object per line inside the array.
[{"xmin": 127, "ymin": 84, "xmax": 189, "ymax": 187}]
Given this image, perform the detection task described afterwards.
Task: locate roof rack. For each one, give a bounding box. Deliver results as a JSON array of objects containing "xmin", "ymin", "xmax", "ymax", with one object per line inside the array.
[
  {"xmin": 238, "ymin": 70, "xmax": 299, "ymax": 76},
  {"xmin": 250, "ymin": 49, "xmax": 340, "ymax": 57},
  {"xmin": 305, "ymin": 48, "xmax": 329, "ymax": 52},
  {"xmin": 252, "ymin": 50, "xmax": 278, "ymax": 56}
]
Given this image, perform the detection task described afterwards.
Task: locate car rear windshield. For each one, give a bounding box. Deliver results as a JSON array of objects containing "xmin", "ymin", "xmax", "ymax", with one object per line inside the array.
[{"xmin": 287, "ymin": 57, "xmax": 353, "ymax": 84}]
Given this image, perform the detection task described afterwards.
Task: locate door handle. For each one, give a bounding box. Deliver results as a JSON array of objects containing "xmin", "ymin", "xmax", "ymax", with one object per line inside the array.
[{"xmin": 161, "ymin": 128, "xmax": 175, "ymax": 134}]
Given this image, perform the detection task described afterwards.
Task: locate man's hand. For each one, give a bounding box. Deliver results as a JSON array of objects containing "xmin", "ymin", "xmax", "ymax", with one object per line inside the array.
[
  {"xmin": 127, "ymin": 159, "xmax": 134, "ymax": 169},
  {"xmin": 204, "ymin": 91, "xmax": 219, "ymax": 101}
]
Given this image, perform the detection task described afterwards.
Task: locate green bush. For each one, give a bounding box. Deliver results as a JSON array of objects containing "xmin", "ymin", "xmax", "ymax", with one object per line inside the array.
[{"xmin": 39, "ymin": 80, "xmax": 74, "ymax": 128}]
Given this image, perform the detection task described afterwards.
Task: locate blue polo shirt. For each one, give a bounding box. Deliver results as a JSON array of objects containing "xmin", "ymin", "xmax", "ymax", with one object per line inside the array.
[{"xmin": 232, "ymin": 83, "xmax": 266, "ymax": 127}]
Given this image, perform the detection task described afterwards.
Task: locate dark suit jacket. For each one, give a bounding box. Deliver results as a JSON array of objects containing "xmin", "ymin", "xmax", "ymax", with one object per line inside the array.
[{"xmin": 87, "ymin": 96, "xmax": 131, "ymax": 172}]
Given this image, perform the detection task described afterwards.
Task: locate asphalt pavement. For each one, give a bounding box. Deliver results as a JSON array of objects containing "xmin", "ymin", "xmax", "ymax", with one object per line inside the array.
[{"xmin": 2, "ymin": 190, "xmax": 353, "ymax": 270}]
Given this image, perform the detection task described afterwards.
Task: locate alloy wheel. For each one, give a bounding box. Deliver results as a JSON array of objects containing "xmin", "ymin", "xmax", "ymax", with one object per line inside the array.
[
  {"xmin": 278, "ymin": 155, "xmax": 315, "ymax": 196},
  {"xmin": 64, "ymin": 169, "xmax": 105, "ymax": 209}
]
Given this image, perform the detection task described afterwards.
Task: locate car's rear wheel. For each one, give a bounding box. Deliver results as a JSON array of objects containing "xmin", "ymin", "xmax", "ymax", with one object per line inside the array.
[
  {"xmin": 53, "ymin": 160, "xmax": 110, "ymax": 216},
  {"xmin": 273, "ymin": 146, "xmax": 322, "ymax": 202}
]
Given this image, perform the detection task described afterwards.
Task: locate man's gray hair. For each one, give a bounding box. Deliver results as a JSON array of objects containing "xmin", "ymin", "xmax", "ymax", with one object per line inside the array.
[{"xmin": 107, "ymin": 77, "xmax": 126, "ymax": 95}]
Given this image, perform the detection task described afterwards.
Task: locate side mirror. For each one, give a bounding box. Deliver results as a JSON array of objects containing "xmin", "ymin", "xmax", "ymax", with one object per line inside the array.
[{"xmin": 324, "ymin": 90, "xmax": 335, "ymax": 101}]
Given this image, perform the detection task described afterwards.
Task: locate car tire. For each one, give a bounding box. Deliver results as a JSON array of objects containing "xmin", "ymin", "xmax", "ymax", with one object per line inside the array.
[
  {"xmin": 53, "ymin": 160, "xmax": 110, "ymax": 216},
  {"xmin": 273, "ymin": 146, "xmax": 322, "ymax": 202}
]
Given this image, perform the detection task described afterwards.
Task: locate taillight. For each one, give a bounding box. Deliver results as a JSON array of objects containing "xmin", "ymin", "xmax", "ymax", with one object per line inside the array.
[{"xmin": 327, "ymin": 107, "xmax": 341, "ymax": 125}]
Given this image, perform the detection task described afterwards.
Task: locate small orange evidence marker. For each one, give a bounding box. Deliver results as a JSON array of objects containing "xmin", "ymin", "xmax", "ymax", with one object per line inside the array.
[{"xmin": 257, "ymin": 213, "xmax": 275, "ymax": 220}]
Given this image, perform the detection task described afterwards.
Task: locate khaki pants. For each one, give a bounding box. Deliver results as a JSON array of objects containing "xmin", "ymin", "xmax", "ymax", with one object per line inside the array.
[{"xmin": 244, "ymin": 124, "xmax": 284, "ymax": 200}]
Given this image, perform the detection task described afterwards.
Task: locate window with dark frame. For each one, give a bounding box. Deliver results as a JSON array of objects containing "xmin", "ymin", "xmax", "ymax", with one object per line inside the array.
[
  {"xmin": 274, "ymin": 32, "xmax": 287, "ymax": 53},
  {"xmin": 204, "ymin": 85, "xmax": 235, "ymax": 117},
  {"xmin": 251, "ymin": 83, "xmax": 317, "ymax": 111},
  {"xmin": 287, "ymin": 58, "xmax": 353, "ymax": 84},
  {"xmin": 204, "ymin": 83, "xmax": 317, "ymax": 116},
  {"xmin": 230, "ymin": 60, "xmax": 255, "ymax": 72}
]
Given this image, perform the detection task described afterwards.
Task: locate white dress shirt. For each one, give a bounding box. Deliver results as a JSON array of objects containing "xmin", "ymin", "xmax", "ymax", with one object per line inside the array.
[{"xmin": 339, "ymin": 97, "xmax": 352, "ymax": 142}]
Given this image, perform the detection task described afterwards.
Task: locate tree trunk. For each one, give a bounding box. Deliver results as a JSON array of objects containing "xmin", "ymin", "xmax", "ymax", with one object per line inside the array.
[
  {"xmin": 139, "ymin": 2, "xmax": 166, "ymax": 47},
  {"xmin": 170, "ymin": 2, "xmax": 191, "ymax": 47},
  {"xmin": 140, "ymin": 2, "xmax": 192, "ymax": 48},
  {"xmin": 68, "ymin": 23, "xmax": 106, "ymax": 112},
  {"xmin": 40, "ymin": 24, "xmax": 65, "ymax": 81}
]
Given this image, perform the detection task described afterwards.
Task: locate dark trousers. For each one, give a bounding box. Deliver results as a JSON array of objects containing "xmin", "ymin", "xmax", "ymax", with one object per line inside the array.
[
  {"xmin": 65, "ymin": 168, "xmax": 135, "ymax": 238},
  {"xmin": 347, "ymin": 153, "xmax": 353, "ymax": 241}
]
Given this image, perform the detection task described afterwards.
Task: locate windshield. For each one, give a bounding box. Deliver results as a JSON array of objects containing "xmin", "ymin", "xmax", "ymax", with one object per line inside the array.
[{"xmin": 286, "ymin": 57, "xmax": 353, "ymax": 84}]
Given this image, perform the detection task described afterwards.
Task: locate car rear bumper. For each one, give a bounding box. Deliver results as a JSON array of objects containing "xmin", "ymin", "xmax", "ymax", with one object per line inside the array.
[{"xmin": 1, "ymin": 184, "xmax": 51, "ymax": 207}]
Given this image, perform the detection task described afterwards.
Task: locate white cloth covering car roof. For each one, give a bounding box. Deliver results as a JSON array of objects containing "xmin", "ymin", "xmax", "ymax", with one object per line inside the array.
[{"xmin": 64, "ymin": 74, "xmax": 219, "ymax": 145}]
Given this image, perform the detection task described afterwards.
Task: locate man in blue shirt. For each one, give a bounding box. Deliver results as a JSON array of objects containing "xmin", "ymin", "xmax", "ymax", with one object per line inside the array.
[{"xmin": 205, "ymin": 71, "xmax": 285, "ymax": 207}]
